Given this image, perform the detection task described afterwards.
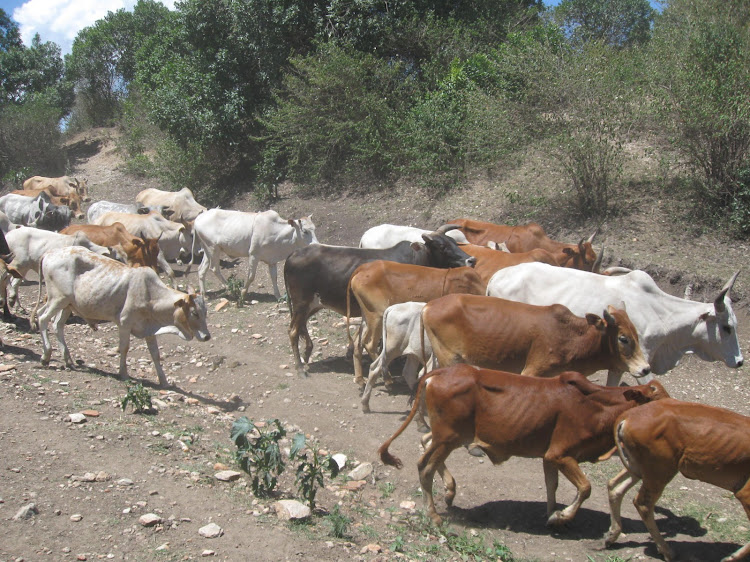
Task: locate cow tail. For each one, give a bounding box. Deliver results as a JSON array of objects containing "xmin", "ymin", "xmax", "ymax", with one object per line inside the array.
[
  {"xmin": 419, "ymin": 306, "xmax": 427, "ymax": 368},
  {"xmin": 345, "ymin": 275, "xmax": 355, "ymax": 352},
  {"xmin": 30, "ymin": 254, "xmax": 45, "ymax": 330},
  {"xmin": 613, "ymin": 419, "xmax": 636, "ymax": 474},
  {"xmin": 378, "ymin": 369, "xmax": 439, "ymax": 469}
]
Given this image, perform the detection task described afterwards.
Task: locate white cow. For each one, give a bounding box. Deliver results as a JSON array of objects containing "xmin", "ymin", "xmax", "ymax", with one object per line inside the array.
[
  {"xmin": 93, "ymin": 211, "xmax": 192, "ymax": 287},
  {"xmin": 87, "ymin": 200, "xmax": 166, "ymax": 223},
  {"xmin": 136, "ymin": 187, "xmax": 206, "ymax": 225},
  {"xmin": 0, "ymin": 193, "xmax": 50, "ymax": 227},
  {"xmin": 3, "ymin": 226, "xmax": 115, "ymax": 316},
  {"xmin": 359, "ymin": 224, "xmax": 469, "ymax": 249},
  {"xmin": 487, "ymin": 262, "xmax": 743, "ymax": 386},
  {"xmin": 191, "ymin": 209, "xmax": 318, "ymax": 300},
  {"xmin": 35, "ymin": 246, "xmax": 211, "ymax": 387},
  {"xmin": 0, "ymin": 210, "xmax": 20, "ymax": 233}
]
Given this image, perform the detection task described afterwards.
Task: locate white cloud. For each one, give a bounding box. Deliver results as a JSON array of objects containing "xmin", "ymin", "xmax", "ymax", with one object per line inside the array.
[{"xmin": 13, "ymin": 0, "xmax": 174, "ymax": 55}]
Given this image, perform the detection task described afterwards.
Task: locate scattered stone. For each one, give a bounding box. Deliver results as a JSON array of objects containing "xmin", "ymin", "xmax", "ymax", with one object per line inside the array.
[
  {"xmin": 81, "ymin": 409, "xmax": 100, "ymax": 417},
  {"xmin": 116, "ymin": 478, "xmax": 134, "ymax": 487},
  {"xmin": 399, "ymin": 501, "xmax": 416, "ymax": 510},
  {"xmin": 155, "ymin": 543, "xmax": 169, "ymax": 551},
  {"xmin": 360, "ymin": 544, "xmax": 382, "ymax": 554},
  {"xmin": 152, "ymin": 399, "xmax": 168, "ymax": 410},
  {"xmin": 95, "ymin": 471, "xmax": 110, "ymax": 482},
  {"xmin": 13, "ymin": 503, "xmax": 38, "ymax": 520},
  {"xmin": 347, "ymin": 462, "xmax": 373, "ymax": 481},
  {"xmin": 0, "ymin": 364, "xmax": 16, "ymax": 372},
  {"xmin": 139, "ymin": 513, "xmax": 163, "ymax": 527},
  {"xmin": 185, "ymin": 398, "xmax": 200, "ymax": 406},
  {"xmin": 206, "ymin": 406, "xmax": 221, "ymax": 415},
  {"xmin": 213, "ymin": 463, "xmax": 229, "ymax": 471},
  {"xmin": 214, "ymin": 470, "xmax": 242, "ymax": 482},
  {"xmin": 342, "ymin": 480, "xmax": 366, "ymax": 491},
  {"xmin": 68, "ymin": 413, "xmax": 87, "ymax": 424},
  {"xmin": 198, "ymin": 522, "xmax": 224, "ymax": 538},
  {"xmin": 214, "ymin": 299, "xmax": 230, "ymax": 312},
  {"xmin": 70, "ymin": 514, "xmax": 83, "ymax": 522},
  {"xmin": 332, "ymin": 453, "xmax": 347, "ymax": 470},
  {"xmin": 201, "ymin": 550, "xmax": 216, "ymax": 557},
  {"xmin": 273, "ymin": 499, "xmax": 311, "ymax": 521}
]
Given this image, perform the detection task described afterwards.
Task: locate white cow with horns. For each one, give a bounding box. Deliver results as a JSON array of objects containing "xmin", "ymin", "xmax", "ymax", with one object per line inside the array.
[
  {"xmin": 189, "ymin": 209, "xmax": 318, "ymax": 300},
  {"xmin": 487, "ymin": 262, "xmax": 743, "ymax": 386},
  {"xmin": 34, "ymin": 246, "xmax": 211, "ymax": 387}
]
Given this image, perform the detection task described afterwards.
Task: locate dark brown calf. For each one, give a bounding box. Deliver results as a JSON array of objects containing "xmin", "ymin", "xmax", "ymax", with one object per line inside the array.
[{"xmin": 379, "ymin": 364, "xmax": 668, "ymax": 526}]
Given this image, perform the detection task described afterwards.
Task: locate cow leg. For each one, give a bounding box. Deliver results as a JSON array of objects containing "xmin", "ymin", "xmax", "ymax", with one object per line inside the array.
[
  {"xmin": 203, "ymin": 248, "xmax": 229, "ymax": 290},
  {"xmin": 266, "ymin": 262, "xmax": 282, "ymax": 300},
  {"xmin": 605, "ymin": 468, "xmax": 640, "ymax": 548},
  {"xmin": 544, "ymin": 456, "xmax": 591, "ymax": 526},
  {"xmin": 37, "ymin": 300, "xmax": 59, "ymax": 366},
  {"xmin": 543, "ymin": 460, "xmax": 560, "ymax": 518},
  {"xmin": 289, "ymin": 307, "xmax": 314, "ymax": 377},
  {"xmin": 0, "ymin": 275, "xmax": 13, "ymax": 320},
  {"xmin": 361, "ymin": 346, "xmax": 385, "ymax": 413},
  {"xmin": 724, "ymin": 482, "xmax": 750, "ymax": 562},
  {"xmin": 632, "ymin": 475, "xmax": 675, "ymax": 562},
  {"xmin": 241, "ymin": 253, "xmax": 260, "ymax": 302},
  {"xmin": 353, "ymin": 321, "xmax": 372, "ymax": 389},
  {"xmin": 417, "ymin": 440, "xmax": 456, "ymax": 526},
  {"xmin": 606, "ymin": 368, "xmax": 624, "ymax": 387},
  {"xmin": 8, "ymin": 276, "xmax": 23, "ymax": 312},
  {"xmin": 156, "ymin": 249, "xmax": 177, "ymax": 289},
  {"xmin": 145, "ymin": 335, "xmax": 169, "ymax": 387},
  {"xmin": 117, "ymin": 329, "xmax": 131, "ymax": 380},
  {"xmin": 52, "ymin": 308, "xmax": 74, "ymax": 368}
]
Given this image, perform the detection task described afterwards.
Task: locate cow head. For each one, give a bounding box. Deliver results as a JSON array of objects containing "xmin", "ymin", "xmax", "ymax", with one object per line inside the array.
[
  {"xmin": 623, "ymin": 380, "xmax": 670, "ymax": 404},
  {"xmin": 694, "ymin": 270, "xmax": 743, "ymax": 368},
  {"xmin": 58, "ymin": 194, "xmax": 85, "ymax": 219},
  {"xmin": 75, "ymin": 177, "xmax": 90, "ymax": 202},
  {"xmin": 172, "ymin": 288, "xmax": 211, "ymax": 343},
  {"xmin": 124, "ymin": 237, "xmax": 161, "ymax": 271},
  {"xmin": 27, "ymin": 194, "xmax": 50, "ymax": 228},
  {"xmin": 288, "ymin": 215, "xmax": 318, "ymax": 247},
  {"xmin": 421, "ymin": 226, "xmax": 476, "ymax": 268},
  {"xmin": 588, "ymin": 305, "xmax": 651, "ymax": 380}
]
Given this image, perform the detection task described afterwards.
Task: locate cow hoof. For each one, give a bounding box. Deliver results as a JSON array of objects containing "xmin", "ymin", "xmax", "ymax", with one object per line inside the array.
[
  {"xmin": 361, "ymin": 403, "xmax": 371, "ymax": 414},
  {"xmin": 41, "ymin": 359, "xmax": 50, "ymax": 367},
  {"xmin": 546, "ymin": 511, "xmax": 568, "ymax": 527},
  {"xmin": 466, "ymin": 444, "xmax": 486, "ymax": 457}
]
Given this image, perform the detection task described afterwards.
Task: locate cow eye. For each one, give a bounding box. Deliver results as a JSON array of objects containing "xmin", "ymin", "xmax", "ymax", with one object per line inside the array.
[
  {"xmin": 618, "ymin": 335, "xmax": 630, "ymax": 345},
  {"xmin": 723, "ymin": 325, "xmax": 732, "ymax": 335}
]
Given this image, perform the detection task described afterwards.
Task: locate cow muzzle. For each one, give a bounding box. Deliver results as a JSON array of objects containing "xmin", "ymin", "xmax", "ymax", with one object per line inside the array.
[{"xmin": 465, "ymin": 256, "xmax": 477, "ymax": 268}]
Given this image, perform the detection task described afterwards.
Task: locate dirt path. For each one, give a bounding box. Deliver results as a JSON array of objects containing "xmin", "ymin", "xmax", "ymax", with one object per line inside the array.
[{"xmin": 1, "ymin": 129, "xmax": 749, "ymax": 562}]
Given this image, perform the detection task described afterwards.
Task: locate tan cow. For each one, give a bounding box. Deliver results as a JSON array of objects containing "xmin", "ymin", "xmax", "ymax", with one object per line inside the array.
[
  {"xmin": 605, "ymin": 399, "xmax": 750, "ymax": 562},
  {"xmin": 461, "ymin": 243, "xmax": 559, "ymax": 285},
  {"xmin": 61, "ymin": 223, "xmax": 160, "ymax": 270},
  {"xmin": 346, "ymin": 261, "xmax": 484, "ymax": 387},
  {"xmin": 23, "ymin": 176, "xmax": 89, "ymax": 202},
  {"xmin": 423, "ymin": 294, "xmax": 651, "ymax": 379},
  {"xmin": 12, "ymin": 188, "xmax": 86, "ymax": 219},
  {"xmin": 449, "ymin": 218, "xmax": 599, "ymax": 271},
  {"xmin": 135, "ymin": 187, "xmax": 206, "ymax": 226},
  {"xmin": 379, "ymin": 364, "xmax": 669, "ymax": 526}
]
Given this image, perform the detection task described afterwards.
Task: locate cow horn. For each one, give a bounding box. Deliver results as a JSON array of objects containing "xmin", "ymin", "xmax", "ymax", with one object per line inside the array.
[
  {"xmin": 586, "ymin": 226, "xmax": 600, "ymax": 244},
  {"xmin": 684, "ymin": 282, "xmax": 693, "ymax": 301},
  {"xmin": 715, "ymin": 270, "xmax": 740, "ymax": 312},
  {"xmin": 435, "ymin": 224, "xmax": 459, "ymax": 235},
  {"xmin": 592, "ymin": 245, "xmax": 604, "ymax": 273}
]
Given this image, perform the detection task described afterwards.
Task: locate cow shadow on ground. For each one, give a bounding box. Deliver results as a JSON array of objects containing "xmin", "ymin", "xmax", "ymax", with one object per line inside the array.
[
  {"xmin": 445, "ymin": 501, "xmax": 709, "ymax": 543},
  {"xmin": 306, "ymin": 356, "xmax": 353, "ymax": 375}
]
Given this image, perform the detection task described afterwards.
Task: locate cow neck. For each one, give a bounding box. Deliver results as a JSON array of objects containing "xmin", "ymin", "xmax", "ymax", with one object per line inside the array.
[{"xmin": 440, "ymin": 269, "xmax": 449, "ymax": 296}]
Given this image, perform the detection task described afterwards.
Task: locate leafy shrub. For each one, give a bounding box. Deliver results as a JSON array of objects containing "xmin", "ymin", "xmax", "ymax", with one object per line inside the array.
[
  {"xmin": 323, "ymin": 505, "xmax": 351, "ymax": 539},
  {"xmin": 120, "ymin": 382, "xmax": 153, "ymax": 414},
  {"xmin": 231, "ymin": 417, "xmax": 286, "ymax": 497},
  {"xmin": 290, "ymin": 433, "xmax": 339, "ymax": 508}
]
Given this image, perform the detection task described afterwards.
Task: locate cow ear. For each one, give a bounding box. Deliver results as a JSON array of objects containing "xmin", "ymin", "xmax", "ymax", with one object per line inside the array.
[
  {"xmin": 60, "ymin": 197, "xmax": 69, "ymax": 204},
  {"xmin": 623, "ymin": 388, "xmax": 648, "ymax": 404},
  {"xmin": 163, "ymin": 208, "xmax": 174, "ymax": 218},
  {"xmin": 586, "ymin": 313, "xmax": 604, "ymax": 330},
  {"xmin": 562, "ymin": 248, "xmax": 575, "ymax": 256},
  {"xmin": 411, "ymin": 241, "xmax": 423, "ymax": 251},
  {"xmin": 173, "ymin": 296, "xmax": 189, "ymax": 309}
]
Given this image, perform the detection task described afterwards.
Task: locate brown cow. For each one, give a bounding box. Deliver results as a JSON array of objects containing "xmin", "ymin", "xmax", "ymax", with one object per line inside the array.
[
  {"xmin": 461, "ymin": 243, "xmax": 559, "ymax": 285},
  {"xmin": 449, "ymin": 218, "xmax": 600, "ymax": 271},
  {"xmin": 61, "ymin": 223, "xmax": 160, "ymax": 270},
  {"xmin": 23, "ymin": 175, "xmax": 89, "ymax": 201},
  {"xmin": 422, "ymin": 294, "xmax": 651, "ymax": 379},
  {"xmin": 605, "ymin": 399, "xmax": 750, "ymax": 562},
  {"xmin": 12, "ymin": 188, "xmax": 86, "ymax": 219},
  {"xmin": 379, "ymin": 364, "xmax": 669, "ymax": 526},
  {"xmin": 346, "ymin": 261, "xmax": 484, "ymax": 388}
]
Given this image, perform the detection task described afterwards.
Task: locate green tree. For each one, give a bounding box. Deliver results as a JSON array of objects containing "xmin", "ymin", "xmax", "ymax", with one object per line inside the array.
[
  {"xmin": 0, "ymin": 8, "xmax": 22, "ymax": 52},
  {"xmin": 552, "ymin": 0, "xmax": 654, "ymax": 47}
]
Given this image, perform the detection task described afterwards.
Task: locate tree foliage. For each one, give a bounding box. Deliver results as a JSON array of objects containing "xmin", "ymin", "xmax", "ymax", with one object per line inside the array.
[{"xmin": 552, "ymin": 0, "xmax": 654, "ymax": 47}]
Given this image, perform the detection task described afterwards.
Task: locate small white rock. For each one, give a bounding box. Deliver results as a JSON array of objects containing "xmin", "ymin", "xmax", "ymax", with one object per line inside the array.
[
  {"xmin": 68, "ymin": 413, "xmax": 86, "ymax": 424},
  {"xmin": 139, "ymin": 513, "xmax": 163, "ymax": 527},
  {"xmin": 347, "ymin": 462, "xmax": 373, "ymax": 481},
  {"xmin": 214, "ymin": 470, "xmax": 242, "ymax": 482},
  {"xmin": 199, "ymin": 522, "xmax": 224, "ymax": 538}
]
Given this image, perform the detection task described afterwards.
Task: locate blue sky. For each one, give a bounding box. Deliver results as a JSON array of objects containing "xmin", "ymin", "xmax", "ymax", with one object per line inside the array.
[
  {"xmin": 0, "ymin": 0, "xmax": 174, "ymax": 54},
  {"xmin": 1, "ymin": 0, "xmax": 659, "ymax": 56}
]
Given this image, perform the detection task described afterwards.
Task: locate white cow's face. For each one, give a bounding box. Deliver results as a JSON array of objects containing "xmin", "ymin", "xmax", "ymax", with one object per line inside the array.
[
  {"xmin": 298, "ymin": 216, "xmax": 318, "ymax": 245},
  {"xmin": 697, "ymin": 297, "xmax": 743, "ymax": 368}
]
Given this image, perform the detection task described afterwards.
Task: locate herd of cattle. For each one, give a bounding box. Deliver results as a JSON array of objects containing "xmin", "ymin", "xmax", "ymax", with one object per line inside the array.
[{"xmin": 0, "ymin": 176, "xmax": 748, "ymax": 561}]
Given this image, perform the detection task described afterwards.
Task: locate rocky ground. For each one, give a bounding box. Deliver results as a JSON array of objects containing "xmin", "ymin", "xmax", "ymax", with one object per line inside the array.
[{"xmin": 1, "ymin": 129, "xmax": 749, "ymax": 562}]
